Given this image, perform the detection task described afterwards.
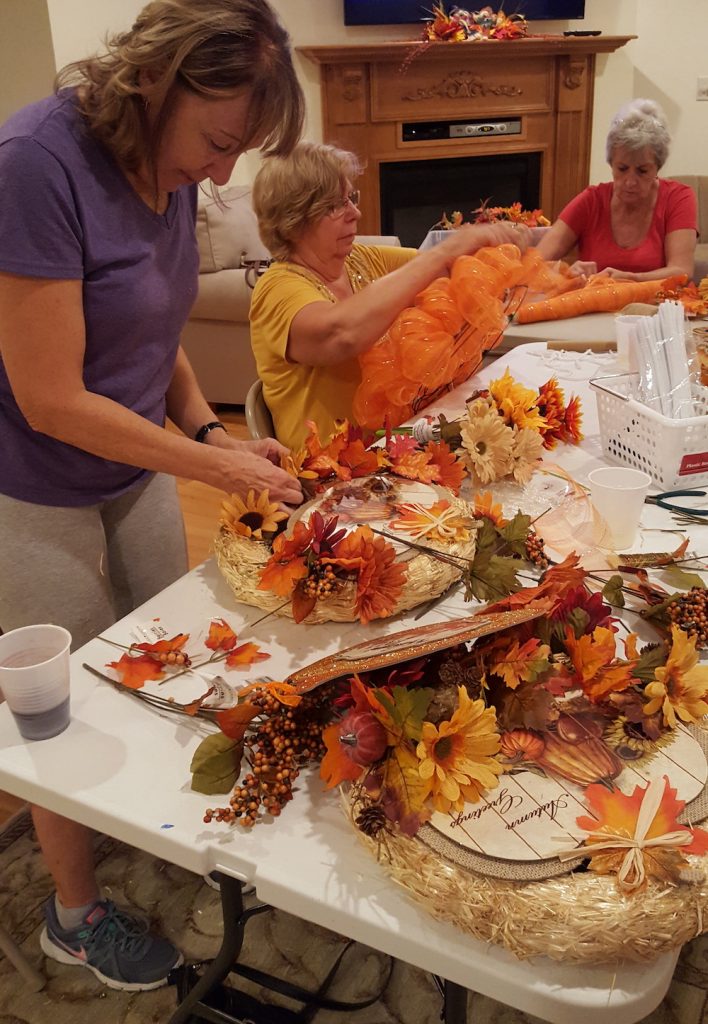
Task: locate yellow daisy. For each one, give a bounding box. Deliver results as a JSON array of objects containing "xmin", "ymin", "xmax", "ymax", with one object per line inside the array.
[
  {"xmin": 459, "ymin": 400, "xmax": 514, "ymax": 485},
  {"xmin": 489, "ymin": 368, "xmax": 547, "ymax": 432},
  {"xmin": 416, "ymin": 686, "xmax": 503, "ymax": 813},
  {"xmin": 644, "ymin": 626, "xmax": 708, "ymax": 727},
  {"xmin": 220, "ymin": 489, "xmax": 288, "ymax": 540}
]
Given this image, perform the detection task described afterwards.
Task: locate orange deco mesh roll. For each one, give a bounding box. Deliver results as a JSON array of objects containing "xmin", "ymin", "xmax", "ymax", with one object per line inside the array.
[
  {"xmin": 354, "ymin": 243, "xmax": 524, "ymax": 429},
  {"xmin": 514, "ymin": 274, "xmax": 672, "ymax": 324}
]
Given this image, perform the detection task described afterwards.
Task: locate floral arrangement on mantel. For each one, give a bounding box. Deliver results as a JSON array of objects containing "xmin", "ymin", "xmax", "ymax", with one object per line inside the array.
[
  {"xmin": 434, "ymin": 202, "xmax": 551, "ymax": 231},
  {"xmin": 211, "ymin": 370, "xmax": 582, "ymax": 626},
  {"xmin": 422, "ymin": 4, "xmax": 528, "ymax": 42}
]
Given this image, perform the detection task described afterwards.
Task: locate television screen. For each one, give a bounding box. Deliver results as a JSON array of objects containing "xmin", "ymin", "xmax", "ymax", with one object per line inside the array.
[{"xmin": 344, "ymin": 1, "xmax": 585, "ymax": 25}]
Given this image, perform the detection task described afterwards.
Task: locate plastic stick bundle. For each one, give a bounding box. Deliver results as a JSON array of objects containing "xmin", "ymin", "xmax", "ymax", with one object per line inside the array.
[{"xmin": 354, "ymin": 244, "xmax": 526, "ymax": 429}]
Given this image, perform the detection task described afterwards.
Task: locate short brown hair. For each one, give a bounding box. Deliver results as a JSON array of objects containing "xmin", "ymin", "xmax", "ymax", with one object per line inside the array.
[
  {"xmin": 56, "ymin": 0, "xmax": 304, "ymax": 177},
  {"xmin": 253, "ymin": 141, "xmax": 362, "ymax": 260}
]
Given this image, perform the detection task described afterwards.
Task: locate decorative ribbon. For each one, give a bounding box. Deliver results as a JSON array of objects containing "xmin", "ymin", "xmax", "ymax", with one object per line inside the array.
[{"xmin": 557, "ymin": 777, "xmax": 692, "ymax": 892}]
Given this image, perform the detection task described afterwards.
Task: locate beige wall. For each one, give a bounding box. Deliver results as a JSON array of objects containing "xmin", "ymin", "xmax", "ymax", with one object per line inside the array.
[
  {"xmin": 6, "ymin": 0, "xmax": 708, "ymax": 189},
  {"xmin": 0, "ymin": 0, "xmax": 56, "ymax": 126}
]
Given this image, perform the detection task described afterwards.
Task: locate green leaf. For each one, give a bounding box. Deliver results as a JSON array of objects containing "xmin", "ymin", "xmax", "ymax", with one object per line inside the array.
[
  {"xmin": 465, "ymin": 552, "xmax": 521, "ymax": 603},
  {"xmin": 661, "ymin": 565, "xmax": 706, "ymax": 591},
  {"xmin": 564, "ymin": 606, "xmax": 591, "ymax": 639},
  {"xmin": 190, "ymin": 733, "xmax": 243, "ymax": 795},
  {"xmin": 474, "ymin": 518, "xmax": 501, "ymax": 554},
  {"xmin": 632, "ymin": 643, "xmax": 668, "ymax": 684},
  {"xmin": 602, "ymin": 574, "xmax": 625, "ymax": 608},
  {"xmin": 498, "ymin": 511, "xmax": 532, "ymax": 557},
  {"xmin": 376, "ymin": 685, "xmax": 434, "ymax": 743}
]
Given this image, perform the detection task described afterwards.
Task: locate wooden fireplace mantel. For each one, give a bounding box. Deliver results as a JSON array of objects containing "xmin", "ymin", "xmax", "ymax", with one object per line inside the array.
[{"xmin": 299, "ymin": 36, "xmax": 635, "ymax": 236}]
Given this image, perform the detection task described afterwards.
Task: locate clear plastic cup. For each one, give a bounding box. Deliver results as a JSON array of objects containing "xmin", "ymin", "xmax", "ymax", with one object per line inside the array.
[
  {"xmin": 587, "ymin": 467, "xmax": 652, "ymax": 550},
  {"xmin": 614, "ymin": 314, "xmax": 644, "ymax": 372},
  {"xmin": 0, "ymin": 624, "xmax": 72, "ymax": 740}
]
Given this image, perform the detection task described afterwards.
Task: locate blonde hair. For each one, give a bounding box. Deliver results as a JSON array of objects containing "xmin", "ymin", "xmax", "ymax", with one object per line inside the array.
[
  {"xmin": 605, "ymin": 98, "xmax": 670, "ymax": 169},
  {"xmin": 55, "ymin": 0, "xmax": 304, "ymax": 178},
  {"xmin": 252, "ymin": 141, "xmax": 362, "ymax": 260}
]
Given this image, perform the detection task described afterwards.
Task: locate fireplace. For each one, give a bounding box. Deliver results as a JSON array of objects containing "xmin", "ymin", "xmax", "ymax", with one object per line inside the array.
[
  {"xmin": 379, "ymin": 151, "xmax": 542, "ymax": 247},
  {"xmin": 299, "ymin": 37, "xmax": 633, "ymax": 236}
]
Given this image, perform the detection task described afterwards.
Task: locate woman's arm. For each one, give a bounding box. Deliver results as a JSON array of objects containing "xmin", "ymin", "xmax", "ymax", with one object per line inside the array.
[
  {"xmin": 0, "ymin": 272, "xmax": 301, "ymax": 503},
  {"xmin": 287, "ymin": 222, "xmax": 530, "ymax": 367},
  {"xmin": 535, "ymin": 220, "xmax": 579, "ymax": 264},
  {"xmin": 601, "ymin": 228, "xmax": 696, "ymax": 282}
]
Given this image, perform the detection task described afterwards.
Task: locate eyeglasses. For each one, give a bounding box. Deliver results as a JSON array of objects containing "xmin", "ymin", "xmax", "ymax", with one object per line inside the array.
[{"xmin": 326, "ymin": 189, "xmax": 361, "ymax": 218}]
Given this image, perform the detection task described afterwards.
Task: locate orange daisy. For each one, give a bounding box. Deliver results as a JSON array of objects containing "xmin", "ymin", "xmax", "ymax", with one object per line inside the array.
[
  {"xmin": 328, "ymin": 526, "xmax": 406, "ymax": 624},
  {"xmin": 535, "ymin": 377, "xmax": 565, "ymax": 450}
]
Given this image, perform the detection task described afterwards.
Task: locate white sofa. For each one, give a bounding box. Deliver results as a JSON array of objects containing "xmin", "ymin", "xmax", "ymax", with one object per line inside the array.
[{"xmin": 181, "ymin": 186, "xmax": 401, "ymax": 406}]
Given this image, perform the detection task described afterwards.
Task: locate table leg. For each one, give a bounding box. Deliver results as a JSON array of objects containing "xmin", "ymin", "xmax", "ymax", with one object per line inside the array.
[
  {"xmin": 169, "ymin": 874, "xmax": 246, "ymax": 1024},
  {"xmin": 443, "ymin": 979, "xmax": 468, "ymax": 1024}
]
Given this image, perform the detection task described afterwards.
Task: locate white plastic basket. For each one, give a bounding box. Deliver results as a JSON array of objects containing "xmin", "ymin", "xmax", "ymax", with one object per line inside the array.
[{"xmin": 590, "ymin": 373, "xmax": 708, "ymax": 490}]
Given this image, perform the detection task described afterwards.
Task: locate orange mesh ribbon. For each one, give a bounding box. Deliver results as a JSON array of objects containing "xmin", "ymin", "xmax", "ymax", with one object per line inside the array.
[
  {"xmin": 515, "ymin": 275, "xmax": 677, "ymax": 324},
  {"xmin": 354, "ymin": 244, "xmax": 526, "ymax": 430}
]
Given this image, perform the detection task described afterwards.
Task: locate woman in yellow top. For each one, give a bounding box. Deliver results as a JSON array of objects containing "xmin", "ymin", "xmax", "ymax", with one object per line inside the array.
[{"xmin": 250, "ymin": 142, "xmax": 529, "ymax": 450}]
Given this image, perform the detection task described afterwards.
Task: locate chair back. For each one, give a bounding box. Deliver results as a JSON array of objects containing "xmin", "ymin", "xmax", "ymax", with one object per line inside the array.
[{"xmin": 245, "ymin": 379, "xmax": 275, "ymax": 440}]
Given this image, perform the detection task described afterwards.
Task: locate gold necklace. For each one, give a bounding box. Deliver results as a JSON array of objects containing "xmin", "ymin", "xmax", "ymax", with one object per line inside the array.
[{"xmin": 280, "ymin": 248, "xmax": 374, "ymax": 301}]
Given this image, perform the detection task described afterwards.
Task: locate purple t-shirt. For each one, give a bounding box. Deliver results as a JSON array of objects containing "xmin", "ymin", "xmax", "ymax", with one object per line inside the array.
[{"xmin": 0, "ymin": 91, "xmax": 199, "ymax": 506}]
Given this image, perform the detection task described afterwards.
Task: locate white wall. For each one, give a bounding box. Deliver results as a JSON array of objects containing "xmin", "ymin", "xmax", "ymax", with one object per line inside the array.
[
  {"xmin": 7, "ymin": 0, "xmax": 708, "ymax": 189},
  {"xmin": 0, "ymin": 0, "xmax": 56, "ymax": 126}
]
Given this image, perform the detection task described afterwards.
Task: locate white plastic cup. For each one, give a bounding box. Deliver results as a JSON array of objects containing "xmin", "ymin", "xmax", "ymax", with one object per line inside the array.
[
  {"xmin": 614, "ymin": 315, "xmax": 644, "ymax": 372},
  {"xmin": 0, "ymin": 625, "xmax": 72, "ymax": 740},
  {"xmin": 587, "ymin": 467, "xmax": 652, "ymax": 550}
]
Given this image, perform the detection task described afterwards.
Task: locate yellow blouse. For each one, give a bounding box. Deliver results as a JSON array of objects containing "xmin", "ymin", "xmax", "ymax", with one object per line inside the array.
[{"xmin": 249, "ymin": 243, "xmax": 416, "ymax": 450}]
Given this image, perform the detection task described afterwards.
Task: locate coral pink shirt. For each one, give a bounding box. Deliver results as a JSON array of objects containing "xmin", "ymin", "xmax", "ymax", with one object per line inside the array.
[{"xmin": 558, "ymin": 179, "xmax": 697, "ymax": 273}]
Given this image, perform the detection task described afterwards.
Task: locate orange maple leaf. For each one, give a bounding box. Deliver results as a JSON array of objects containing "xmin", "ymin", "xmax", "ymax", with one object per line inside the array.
[
  {"xmin": 576, "ymin": 776, "xmax": 708, "ymax": 889},
  {"xmin": 484, "ymin": 554, "xmax": 586, "ymax": 615},
  {"xmin": 215, "ymin": 702, "xmax": 260, "ymax": 741},
  {"xmin": 338, "ymin": 438, "xmax": 382, "ymax": 478},
  {"xmin": 389, "ymin": 450, "xmax": 439, "ymax": 484},
  {"xmin": 239, "ymin": 680, "xmax": 302, "ymax": 707},
  {"xmin": 133, "ymin": 633, "xmax": 190, "ymax": 656},
  {"xmin": 320, "ymin": 720, "xmax": 366, "ymax": 788},
  {"xmin": 563, "ymin": 625, "xmax": 634, "ymax": 701},
  {"xmin": 488, "ymin": 637, "xmax": 552, "ymax": 690},
  {"xmin": 107, "ymin": 652, "xmax": 164, "ymax": 690},
  {"xmin": 204, "ymin": 619, "xmax": 238, "ymax": 652},
  {"xmin": 224, "ymin": 641, "xmax": 270, "ymax": 668},
  {"xmin": 424, "ymin": 439, "xmax": 465, "ymax": 495},
  {"xmin": 302, "ymin": 420, "xmax": 351, "ymax": 479},
  {"xmin": 258, "ymin": 520, "xmax": 313, "ymax": 597}
]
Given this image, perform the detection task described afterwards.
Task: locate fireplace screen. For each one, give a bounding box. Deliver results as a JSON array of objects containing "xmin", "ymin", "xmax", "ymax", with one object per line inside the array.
[{"xmin": 379, "ymin": 152, "xmax": 542, "ymax": 248}]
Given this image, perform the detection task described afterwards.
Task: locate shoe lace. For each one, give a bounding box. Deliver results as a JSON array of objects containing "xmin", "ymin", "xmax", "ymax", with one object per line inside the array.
[{"xmin": 81, "ymin": 902, "xmax": 150, "ymax": 958}]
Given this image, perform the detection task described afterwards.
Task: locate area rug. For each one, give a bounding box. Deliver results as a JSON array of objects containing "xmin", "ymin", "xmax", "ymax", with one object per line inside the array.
[{"xmin": 0, "ymin": 809, "xmax": 706, "ymax": 1024}]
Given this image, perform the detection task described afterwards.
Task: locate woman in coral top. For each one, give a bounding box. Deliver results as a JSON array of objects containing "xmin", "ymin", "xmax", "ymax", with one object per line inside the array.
[
  {"xmin": 250, "ymin": 142, "xmax": 528, "ymax": 450},
  {"xmin": 537, "ymin": 99, "xmax": 697, "ymax": 282}
]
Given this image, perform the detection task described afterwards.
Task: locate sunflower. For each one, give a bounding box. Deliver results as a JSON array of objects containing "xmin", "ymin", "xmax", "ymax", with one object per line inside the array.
[
  {"xmin": 327, "ymin": 525, "xmax": 406, "ymax": 624},
  {"xmin": 510, "ymin": 428, "xmax": 544, "ymax": 485},
  {"xmin": 220, "ymin": 489, "xmax": 288, "ymax": 539},
  {"xmin": 459, "ymin": 399, "xmax": 514, "ymax": 484},
  {"xmin": 535, "ymin": 377, "xmax": 565, "ymax": 450},
  {"xmin": 416, "ymin": 686, "xmax": 502, "ymax": 813},
  {"xmin": 471, "ymin": 490, "xmax": 507, "ymax": 526},
  {"xmin": 644, "ymin": 626, "xmax": 708, "ymax": 727},
  {"xmin": 489, "ymin": 368, "xmax": 547, "ymax": 432}
]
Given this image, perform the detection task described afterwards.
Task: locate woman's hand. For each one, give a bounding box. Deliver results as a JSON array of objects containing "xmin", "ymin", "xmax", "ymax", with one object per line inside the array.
[
  {"xmin": 213, "ymin": 446, "xmax": 303, "ymax": 505},
  {"xmin": 599, "ymin": 267, "xmax": 639, "ymax": 281},
  {"xmin": 435, "ymin": 221, "xmax": 531, "ymax": 269},
  {"xmin": 568, "ymin": 260, "xmax": 598, "ymax": 280}
]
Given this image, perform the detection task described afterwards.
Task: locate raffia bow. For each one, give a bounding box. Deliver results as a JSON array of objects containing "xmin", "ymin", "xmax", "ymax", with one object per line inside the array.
[{"xmin": 557, "ymin": 777, "xmax": 693, "ymax": 892}]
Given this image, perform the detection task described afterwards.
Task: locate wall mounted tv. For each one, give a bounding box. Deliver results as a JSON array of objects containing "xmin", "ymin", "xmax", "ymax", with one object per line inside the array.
[{"xmin": 344, "ymin": 1, "xmax": 586, "ymax": 25}]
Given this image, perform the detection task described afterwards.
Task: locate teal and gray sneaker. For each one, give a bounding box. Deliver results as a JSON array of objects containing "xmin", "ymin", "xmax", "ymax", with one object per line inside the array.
[{"xmin": 40, "ymin": 897, "xmax": 182, "ymax": 991}]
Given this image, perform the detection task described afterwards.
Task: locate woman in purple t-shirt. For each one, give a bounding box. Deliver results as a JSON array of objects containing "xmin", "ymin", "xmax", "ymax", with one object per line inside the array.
[
  {"xmin": 0, "ymin": 0, "xmax": 303, "ymax": 992},
  {"xmin": 537, "ymin": 99, "xmax": 697, "ymax": 282}
]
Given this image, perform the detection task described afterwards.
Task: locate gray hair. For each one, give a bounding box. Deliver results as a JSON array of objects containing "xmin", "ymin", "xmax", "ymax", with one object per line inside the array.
[{"xmin": 605, "ymin": 98, "xmax": 670, "ymax": 169}]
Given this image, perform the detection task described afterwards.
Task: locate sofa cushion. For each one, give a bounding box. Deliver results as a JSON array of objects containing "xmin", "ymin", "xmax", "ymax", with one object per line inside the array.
[{"xmin": 195, "ymin": 185, "xmax": 271, "ymax": 274}]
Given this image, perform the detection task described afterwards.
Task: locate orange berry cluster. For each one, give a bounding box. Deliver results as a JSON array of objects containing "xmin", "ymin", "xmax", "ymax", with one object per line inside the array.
[
  {"xmin": 202, "ymin": 686, "xmax": 333, "ymax": 827},
  {"xmin": 130, "ymin": 646, "xmax": 191, "ymax": 667},
  {"xmin": 667, "ymin": 588, "xmax": 708, "ymax": 648},
  {"xmin": 524, "ymin": 529, "xmax": 549, "ymax": 570},
  {"xmin": 301, "ymin": 562, "xmax": 339, "ymax": 600}
]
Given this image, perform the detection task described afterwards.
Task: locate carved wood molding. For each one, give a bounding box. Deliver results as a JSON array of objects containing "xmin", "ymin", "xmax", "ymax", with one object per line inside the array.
[
  {"xmin": 563, "ymin": 59, "xmax": 586, "ymax": 91},
  {"xmin": 299, "ymin": 37, "xmax": 635, "ymax": 65},
  {"xmin": 402, "ymin": 72, "xmax": 522, "ymax": 102}
]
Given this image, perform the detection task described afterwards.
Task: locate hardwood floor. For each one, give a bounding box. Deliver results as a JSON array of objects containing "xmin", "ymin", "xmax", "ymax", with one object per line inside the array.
[{"xmin": 0, "ymin": 407, "xmax": 250, "ymax": 830}]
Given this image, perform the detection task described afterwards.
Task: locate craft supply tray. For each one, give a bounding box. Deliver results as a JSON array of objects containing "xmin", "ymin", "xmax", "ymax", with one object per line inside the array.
[{"xmin": 590, "ymin": 372, "xmax": 708, "ymax": 489}]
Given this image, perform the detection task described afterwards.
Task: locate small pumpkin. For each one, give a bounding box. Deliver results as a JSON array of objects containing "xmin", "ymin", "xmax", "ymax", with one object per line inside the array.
[
  {"xmin": 337, "ymin": 711, "xmax": 388, "ymax": 767},
  {"xmin": 499, "ymin": 729, "xmax": 545, "ymax": 762},
  {"xmin": 556, "ymin": 712, "xmax": 604, "ymax": 744}
]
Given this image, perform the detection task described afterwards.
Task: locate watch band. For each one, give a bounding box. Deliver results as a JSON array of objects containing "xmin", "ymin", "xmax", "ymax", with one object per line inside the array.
[{"xmin": 195, "ymin": 420, "xmax": 227, "ymax": 443}]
